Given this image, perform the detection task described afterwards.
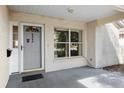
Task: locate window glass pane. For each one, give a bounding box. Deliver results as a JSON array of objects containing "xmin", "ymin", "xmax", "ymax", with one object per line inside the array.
[
  {"xmin": 13, "ymin": 26, "xmax": 18, "ymax": 48},
  {"xmin": 71, "ymin": 31, "xmax": 82, "ymax": 42},
  {"xmin": 54, "ymin": 43, "xmax": 69, "ymax": 58},
  {"xmin": 70, "ymin": 43, "xmax": 82, "ymax": 56},
  {"xmin": 54, "ymin": 30, "xmax": 69, "ymax": 42}
]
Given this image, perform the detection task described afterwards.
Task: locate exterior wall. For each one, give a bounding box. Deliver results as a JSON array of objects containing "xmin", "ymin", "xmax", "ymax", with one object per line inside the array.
[
  {"xmin": 0, "ymin": 6, "xmax": 9, "ymax": 87},
  {"xmin": 95, "ymin": 24, "xmax": 120, "ymax": 68},
  {"xmin": 95, "ymin": 13, "xmax": 124, "ymax": 67},
  {"xmin": 120, "ymin": 47, "xmax": 124, "ymax": 64},
  {"xmin": 87, "ymin": 21, "xmax": 96, "ymax": 67},
  {"xmin": 9, "ymin": 11, "xmax": 88, "ymax": 72},
  {"xmin": 119, "ymin": 30, "xmax": 124, "ymax": 64},
  {"xmin": 87, "ymin": 13, "xmax": 124, "ymax": 68},
  {"xmin": 87, "ymin": 20, "xmax": 120, "ymax": 68}
]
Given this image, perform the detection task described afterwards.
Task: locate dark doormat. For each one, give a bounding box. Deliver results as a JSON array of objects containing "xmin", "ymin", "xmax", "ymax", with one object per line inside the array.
[{"xmin": 22, "ymin": 74, "xmax": 44, "ymax": 82}]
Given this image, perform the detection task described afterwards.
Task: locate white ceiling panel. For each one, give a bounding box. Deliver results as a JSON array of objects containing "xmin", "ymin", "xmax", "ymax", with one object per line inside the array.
[{"xmin": 8, "ymin": 5, "xmax": 120, "ymax": 22}]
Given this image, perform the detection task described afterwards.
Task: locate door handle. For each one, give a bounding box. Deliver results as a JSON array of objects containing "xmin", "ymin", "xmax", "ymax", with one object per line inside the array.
[{"xmin": 21, "ymin": 45, "xmax": 24, "ymax": 51}]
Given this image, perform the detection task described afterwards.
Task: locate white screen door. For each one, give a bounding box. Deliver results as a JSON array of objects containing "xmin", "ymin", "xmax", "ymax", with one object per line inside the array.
[{"xmin": 21, "ymin": 25, "xmax": 43, "ymax": 71}]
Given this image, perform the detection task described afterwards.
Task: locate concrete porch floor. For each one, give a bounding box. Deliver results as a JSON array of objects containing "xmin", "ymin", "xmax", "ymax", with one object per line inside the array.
[{"xmin": 6, "ymin": 67, "xmax": 124, "ymax": 88}]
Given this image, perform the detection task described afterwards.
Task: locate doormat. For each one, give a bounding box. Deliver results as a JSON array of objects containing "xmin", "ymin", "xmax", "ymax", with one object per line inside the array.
[{"xmin": 22, "ymin": 74, "xmax": 44, "ymax": 82}]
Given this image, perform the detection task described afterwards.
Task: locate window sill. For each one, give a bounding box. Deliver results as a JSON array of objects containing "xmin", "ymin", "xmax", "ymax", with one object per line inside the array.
[{"xmin": 54, "ymin": 56, "xmax": 84, "ymax": 60}]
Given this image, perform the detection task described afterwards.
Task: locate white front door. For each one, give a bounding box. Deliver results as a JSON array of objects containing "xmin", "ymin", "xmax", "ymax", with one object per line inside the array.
[{"xmin": 20, "ymin": 23, "xmax": 44, "ymax": 72}]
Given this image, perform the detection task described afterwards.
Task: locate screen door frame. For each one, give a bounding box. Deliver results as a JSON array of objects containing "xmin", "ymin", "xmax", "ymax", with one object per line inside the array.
[{"xmin": 20, "ymin": 23, "xmax": 44, "ymax": 73}]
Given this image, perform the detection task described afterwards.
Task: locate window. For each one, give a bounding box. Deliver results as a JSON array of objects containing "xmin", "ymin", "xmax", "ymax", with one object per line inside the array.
[
  {"xmin": 54, "ymin": 28, "xmax": 83, "ymax": 58},
  {"xmin": 13, "ymin": 26, "xmax": 18, "ymax": 48}
]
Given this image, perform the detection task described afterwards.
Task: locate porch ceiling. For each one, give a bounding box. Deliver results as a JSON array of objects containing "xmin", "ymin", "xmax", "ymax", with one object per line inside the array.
[{"xmin": 8, "ymin": 5, "xmax": 121, "ymax": 22}]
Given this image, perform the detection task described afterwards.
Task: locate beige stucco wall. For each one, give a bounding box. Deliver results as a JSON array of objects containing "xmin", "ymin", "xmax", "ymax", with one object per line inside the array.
[
  {"xmin": 96, "ymin": 13, "xmax": 124, "ymax": 67},
  {"xmin": 0, "ymin": 6, "xmax": 9, "ymax": 87},
  {"xmin": 87, "ymin": 21, "xmax": 96, "ymax": 67},
  {"xmin": 9, "ymin": 11, "xmax": 88, "ymax": 72},
  {"xmin": 87, "ymin": 18, "xmax": 121, "ymax": 68},
  {"xmin": 95, "ymin": 23, "xmax": 120, "ymax": 68}
]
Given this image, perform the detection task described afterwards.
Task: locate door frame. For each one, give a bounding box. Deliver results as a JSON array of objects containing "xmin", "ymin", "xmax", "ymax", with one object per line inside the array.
[{"xmin": 20, "ymin": 22, "xmax": 44, "ymax": 73}]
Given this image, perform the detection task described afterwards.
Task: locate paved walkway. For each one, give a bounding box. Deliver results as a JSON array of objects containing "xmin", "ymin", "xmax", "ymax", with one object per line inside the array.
[{"xmin": 6, "ymin": 67, "xmax": 124, "ymax": 88}]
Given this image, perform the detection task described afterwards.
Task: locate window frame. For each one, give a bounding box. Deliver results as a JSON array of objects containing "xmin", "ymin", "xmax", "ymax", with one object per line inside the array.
[{"xmin": 54, "ymin": 27, "xmax": 83, "ymax": 59}]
